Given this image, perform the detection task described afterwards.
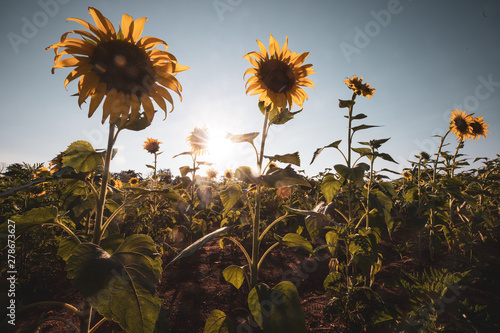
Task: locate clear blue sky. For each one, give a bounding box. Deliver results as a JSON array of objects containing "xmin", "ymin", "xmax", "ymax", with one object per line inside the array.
[{"xmin": 1, "ymin": 0, "xmax": 499, "ymax": 178}]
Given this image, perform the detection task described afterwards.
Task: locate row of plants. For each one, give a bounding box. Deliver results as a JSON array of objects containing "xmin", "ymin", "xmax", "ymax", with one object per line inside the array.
[{"xmin": 1, "ymin": 6, "xmax": 498, "ymax": 333}]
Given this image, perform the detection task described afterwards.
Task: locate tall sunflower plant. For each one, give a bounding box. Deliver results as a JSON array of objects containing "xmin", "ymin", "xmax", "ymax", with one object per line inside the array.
[
  {"xmin": 308, "ymin": 76, "xmax": 398, "ymax": 291},
  {"xmin": 423, "ymin": 109, "xmax": 490, "ymax": 260},
  {"xmin": 0, "ymin": 8, "xmax": 188, "ymax": 333}
]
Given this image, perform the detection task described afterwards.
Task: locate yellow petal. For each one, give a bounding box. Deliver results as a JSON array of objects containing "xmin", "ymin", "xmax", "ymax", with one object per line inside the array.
[
  {"xmin": 88, "ymin": 7, "xmax": 116, "ymax": 38},
  {"xmin": 88, "ymin": 82, "xmax": 106, "ymax": 118},
  {"xmin": 64, "ymin": 63, "xmax": 93, "ymax": 89},
  {"xmin": 154, "ymin": 84, "xmax": 174, "ymax": 107},
  {"xmin": 149, "ymin": 89, "xmax": 167, "ymax": 113},
  {"xmin": 137, "ymin": 36, "xmax": 167, "ymax": 50},
  {"xmin": 67, "ymin": 17, "xmax": 107, "ymax": 41},
  {"xmin": 78, "ymin": 72, "xmax": 100, "ymax": 107},
  {"xmin": 256, "ymin": 39, "xmax": 268, "ymax": 58},
  {"xmin": 130, "ymin": 94, "xmax": 141, "ymax": 121},
  {"xmin": 102, "ymin": 89, "xmax": 118, "ymax": 123},
  {"xmin": 132, "ymin": 17, "xmax": 147, "ymax": 42},
  {"xmin": 121, "ymin": 13, "xmax": 134, "ymax": 40},
  {"xmin": 141, "ymin": 96, "xmax": 155, "ymax": 122},
  {"xmin": 156, "ymin": 75, "xmax": 181, "ymax": 96}
]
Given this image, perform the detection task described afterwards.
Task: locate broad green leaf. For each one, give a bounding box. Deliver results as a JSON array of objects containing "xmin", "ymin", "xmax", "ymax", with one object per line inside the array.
[
  {"xmin": 146, "ymin": 164, "xmax": 156, "ymax": 169},
  {"xmin": 325, "ymin": 231, "xmax": 339, "ymax": 256},
  {"xmin": 334, "ymin": 164, "xmax": 366, "ymax": 187},
  {"xmin": 226, "ymin": 132, "xmax": 260, "ymax": 144},
  {"xmin": 167, "ymin": 226, "xmax": 232, "ymax": 267},
  {"xmin": 204, "ymin": 309, "xmax": 233, "ymax": 333},
  {"xmin": 265, "ymin": 152, "xmax": 301, "ymax": 167},
  {"xmin": 100, "ymin": 234, "xmax": 125, "ymax": 255},
  {"xmin": 261, "ymin": 165, "xmax": 311, "ymax": 188},
  {"xmin": 62, "ymin": 140, "xmax": 102, "ymax": 173},
  {"xmin": 1, "ymin": 207, "xmax": 58, "ymax": 235},
  {"xmin": 57, "ymin": 237, "xmax": 80, "ymax": 262},
  {"xmin": 220, "ymin": 185, "xmax": 243, "ymax": 216},
  {"xmin": 123, "ymin": 111, "xmax": 152, "ymax": 132},
  {"xmin": 105, "ymin": 199, "xmax": 121, "ymax": 213},
  {"xmin": 350, "ymin": 113, "xmax": 367, "ymax": 120},
  {"xmin": 352, "ymin": 147, "xmax": 372, "ymax": 156},
  {"xmin": 222, "ymin": 265, "xmax": 246, "ymax": 289},
  {"xmin": 172, "ymin": 151, "xmax": 192, "ymax": 158},
  {"xmin": 282, "ymin": 233, "xmax": 313, "ymax": 254},
  {"xmin": 310, "ymin": 140, "xmax": 342, "ymax": 165},
  {"xmin": 321, "ymin": 175, "xmax": 341, "ymax": 203},
  {"xmin": 179, "ymin": 166, "xmax": 192, "ymax": 177},
  {"xmin": 323, "ymin": 272, "xmax": 341, "ymax": 290},
  {"xmin": 248, "ymin": 281, "xmax": 305, "ymax": 333},
  {"xmin": 378, "ymin": 153, "xmax": 398, "ymax": 164},
  {"xmin": 66, "ymin": 234, "xmax": 162, "ymax": 333},
  {"xmin": 269, "ymin": 108, "xmax": 302, "ymax": 125},
  {"xmin": 370, "ymin": 138, "xmax": 391, "ymax": 149},
  {"xmin": 285, "ymin": 203, "xmax": 339, "ymax": 228}
]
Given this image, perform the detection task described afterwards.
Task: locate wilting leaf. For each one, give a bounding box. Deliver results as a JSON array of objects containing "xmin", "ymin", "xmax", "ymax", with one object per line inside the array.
[
  {"xmin": 1, "ymin": 207, "xmax": 58, "ymax": 235},
  {"xmin": 66, "ymin": 234, "xmax": 162, "ymax": 333},
  {"xmin": 261, "ymin": 165, "xmax": 311, "ymax": 188},
  {"xmin": 204, "ymin": 310, "xmax": 233, "ymax": 333},
  {"xmin": 248, "ymin": 281, "xmax": 305, "ymax": 333},
  {"xmin": 310, "ymin": 140, "xmax": 342, "ymax": 165},
  {"xmin": 325, "ymin": 231, "xmax": 339, "ymax": 256},
  {"xmin": 62, "ymin": 140, "xmax": 102, "ymax": 173},
  {"xmin": 269, "ymin": 108, "xmax": 302, "ymax": 125},
  {"xmin": 167, "ymin": 226, "xmax": 232, "ymax": 267},
  {"xmin": 282, "ymin": 233, "xmax": 313, "ymax": 254},
  {"xmin": 351, "ymin": 124, "xmax": 379, "ymax": 133},
  {"xmin": 220, "ymin": 185, "xmax": 243, "ymax": 216},
  {"xmin": 223, "ymin": 265, "xmax": 246, "ymax": 289},
  {"xmin": 226, "ymin": 132, "xmax": 260, "ymax": 144},
  {"xmin": 265, "ymin": 152, "xmax": 301, "ymax": 167}
]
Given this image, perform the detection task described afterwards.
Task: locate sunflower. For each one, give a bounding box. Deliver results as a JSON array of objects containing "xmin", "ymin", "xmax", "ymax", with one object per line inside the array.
[
  {"xmin": 109, "ymin": 178, "xmax": 122, "ymax": 188},
  {"xmin": 49, "ymin": 152, "xmax": 64, "ymax": 173},
  {"xmin": 129, "ymin": 177, "xmax": 139, "ymax": 186},
  {"xmin": 469, "ymin": 116, "xmax": 490, "ymax": 140},
  {"xmin": 143, "ymin": 137, "xmax": 161, "ymax": 154},
  {"xmin": 206, "ymin": 168, "xmax": 218, "ymax": 180},
  {"xmin": 223, "ymin": 169, "xmax": 234, "ymax": 180},
  {"xmin": 47, "ymin": 7, "xmax": 189, "ymax": 126},
  {"xmin": 449, "ymin": 109, "xmax": 472, "ymax": 141},
  {"xmin": 402, "ymin": 170, "xmax": 412, "ymax": 181},
  {"xmin": 343, "ymin": 75, "xmax": 375, "ymax": 99},
  {"xmin": 244, "ymin": 34, "xmax": 314, "ymax": 111},
  {"xmin": 277, "ymin": 185, "xmax": 292, "ymax": 199},
  {"xmin": 187, "ymin": 126, "xmax": 210, "ymax": 155}
]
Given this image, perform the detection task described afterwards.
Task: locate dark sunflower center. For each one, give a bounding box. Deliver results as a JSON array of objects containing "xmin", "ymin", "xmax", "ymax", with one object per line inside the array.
[
  {"xmin": 260, "ymin": 59, "xmax": 295, "ymax": 93},
  {"xmin": 454, "ymin": 117, "xmax": 469, "ymax": 133},
  {"xmin": 91, "ymin": 40, "xmax": 153, "ymax": 96},
  {"xmin": 470, "ymin": 121, "xmax": 483, "ymax": 134}
]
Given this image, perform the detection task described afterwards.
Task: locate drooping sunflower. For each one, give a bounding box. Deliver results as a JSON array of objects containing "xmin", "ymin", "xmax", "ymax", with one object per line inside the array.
[
  {"xmin": 47, "ymin": 7, "xmax": 189, "ymax": 126},
  {"xmin": 449, "ymin": 109, "xmax": 472, "ymax": 141},
  {"xmin": 187, "ymin": 126, "xmax": 210, "ymax": 155},
  {"xmin": 143, "ymin": 137, "xmax": 161, "ymax": 154},
  {"xmin": 129, "ymin": 177, "xmax": 139, "ymax": 186},
  {"xmin": 469, "ymin": 116, "xmax": 490, "ymax": 140},
  {"xmin": 343, "ymin": 75, "xmax": 375, "ymax": 99},
  {"xmin": 244, "ymin": 34, "xmax": 315, "ymax": 111}
]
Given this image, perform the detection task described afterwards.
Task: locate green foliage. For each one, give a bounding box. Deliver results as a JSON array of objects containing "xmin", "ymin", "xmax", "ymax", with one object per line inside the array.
[
  {"xmin": 248, "ymin": 281, "xmax": 305, "ymax": 333},
  {"xmin": 204, "ymin": 310, "xmax": 233, "ymax": 333}
]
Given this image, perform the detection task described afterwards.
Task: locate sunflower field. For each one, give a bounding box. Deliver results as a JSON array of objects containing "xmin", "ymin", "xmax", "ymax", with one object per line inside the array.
[{"xmin": 1, "ymin": 7, "xmax": 499, "ymax": 333}]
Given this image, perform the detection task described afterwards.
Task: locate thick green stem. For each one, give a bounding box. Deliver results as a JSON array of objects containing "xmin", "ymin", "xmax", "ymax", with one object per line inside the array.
[
  {"xmin": 93, "ymin": 123, "xmax": 116, "ymax": 245},
  {"xmin": 346, "ymin": 93, "xmax": 356, "ymax": 222},
  {"xmin": 250, "ymin": 110, "xmax": 270, "ymax": 289},
  {"xmin": 451, "ymin": 139, "xmax": 463, "ymax": 177}
]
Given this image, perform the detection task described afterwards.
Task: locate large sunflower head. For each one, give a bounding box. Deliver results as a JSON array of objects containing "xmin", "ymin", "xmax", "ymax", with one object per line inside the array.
[
  {"xmin": 206, "ymin": 168, "xmax": 218, "ymax": 180},
  {"xmin": 449, "ymin": 109, "xmax": 472, "ymax": 141},
  {"xmin": 402, "ymin": 170, "xmax": 412, "ymax": 181},
  {"xmin": 343, "ymin": 75, "xmax": 375, "ymax": 99},
  {"xmin": 47, "ymin": 7, "xmax": 189, "ymax": 127},
  {"xmin": 244, "ymin": 34, "xmax": 315, "ymax": 111},
  {"xmin": 223, "ymin": 169, "xmax": 234, "ymax": 180},
  {"xmin": 469, "ymin": 116, "xmax": 490, "ymax": 140},
  {"xmin": 143, "ymin": 137, "xmax": 161, "ymax": 154},
  {"xmin": 187, "ymin": 126, "xmax": 210, "ymax": 155},
  {"xmin": 129, "ymin": 177, "xmax": 139, "ymax": 186}
]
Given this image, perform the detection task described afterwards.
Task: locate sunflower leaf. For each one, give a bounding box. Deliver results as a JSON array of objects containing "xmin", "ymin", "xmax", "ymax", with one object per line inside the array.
[
  {"xmin": 66, "ymin": 235, "xmax": 162, "ymax": 333},
  {"xmin": 260, "ymin": 165, "xmax": 311, "ymax": 188},
  {"xmin": 62, "ymin": 140, "xmax": 103, "ymax": 173},
  {"xmin": 226, "ymin": 132, "xmax": 260, "ymax": 144},
  {"xmin": 351, "ymin": 124, "xmax": 379, "ymax": 133},
  {"xmin": 270, "ymin": 108, "xmax": 302, "ymax": 125},
  {"xmin": 220, "ymin": 184, "xmax": 243, "ymax": 216},
  {"xmin": 310, "ymin": 140, "xmax": 342, "ymax": 165},
  {"xmin": 222, "ymin": 265, "xmax": 246, "ymax": 289},
  {"xmin": 265, "ymin": 152, "xmax": 301, "ymax": 167},
  {"xmin": 204, "ymin": 310, "xmax": 233, "ymax": 333},
  {"xmin": 1, "ymin": 206, "xmax": 59, "ymax": 235}
]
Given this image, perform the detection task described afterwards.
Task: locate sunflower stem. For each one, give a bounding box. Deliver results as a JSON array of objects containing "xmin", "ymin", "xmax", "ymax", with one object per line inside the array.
[
  {"xmin": 451, "ymin": 139, "xmax": 464, "ymax": 177},
  {"xmin": 250, "ymin": 110, "xmax": 269, "ymax": 289},
  {"xmin": 93, "ymin": 123, "xmax": 116, "ymax": 245},
  {"xmin": 432, "ymin": 129, "xmax": 451, "ymax": 182}
]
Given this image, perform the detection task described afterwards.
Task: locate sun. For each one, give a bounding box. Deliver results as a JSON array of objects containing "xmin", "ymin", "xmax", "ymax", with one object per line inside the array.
[{"xmin": 205, "ymin": 128, "xmax": 239, "ymax": 174}]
